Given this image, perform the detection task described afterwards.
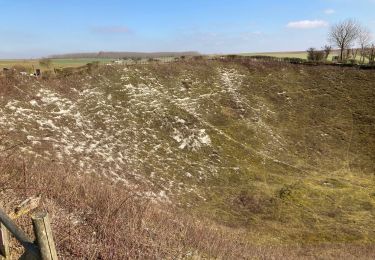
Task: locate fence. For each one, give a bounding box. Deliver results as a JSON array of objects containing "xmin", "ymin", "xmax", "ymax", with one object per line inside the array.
[{"xmin": 0, "ymin": 205, "xmax": 57, "ymax": 260}]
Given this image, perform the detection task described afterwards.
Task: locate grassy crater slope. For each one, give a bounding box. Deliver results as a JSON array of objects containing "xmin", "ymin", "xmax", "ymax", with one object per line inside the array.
[{"xmin": 1, "ymin": 60, "xmax": 375, "ymax": 245}]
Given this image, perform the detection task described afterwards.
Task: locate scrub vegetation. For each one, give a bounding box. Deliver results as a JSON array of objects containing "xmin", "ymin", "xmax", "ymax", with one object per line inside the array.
[{"xmin": 1, "ymin": 59, "xmax": 374, "ymax": 258}]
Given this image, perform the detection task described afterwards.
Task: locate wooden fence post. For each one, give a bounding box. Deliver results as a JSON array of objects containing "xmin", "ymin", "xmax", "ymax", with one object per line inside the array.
[
  {"xmin": 32, "ymin": 212, "xmax": 58, "ymax": 260},
  {"xmin": 0, "ymin": 208, "xmax": 39, "ymax": 259},
  {"xmin": 0, "ymin": 223, "xmax": 9, "ymax": 260}
]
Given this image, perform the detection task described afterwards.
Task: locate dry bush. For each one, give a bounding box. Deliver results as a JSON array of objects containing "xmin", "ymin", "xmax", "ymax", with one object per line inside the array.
[
  {"xmin": 39, "ymin": 58, "xmax": 52, "ymax": 69},
  {"xmin": 41, "ymin": 70, "xmax": 55, "ymax": 80},
  {"xmin": 0, "ymin": 73, "xmax": 25, "ymax": 96},
  {"xmin": 11, "ymin": 65, "xmax": 29, "ymax": 72}
]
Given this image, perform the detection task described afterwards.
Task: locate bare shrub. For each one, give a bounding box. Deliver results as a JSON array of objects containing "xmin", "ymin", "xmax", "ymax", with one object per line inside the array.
[
  {"xmin": 367, "ymin": 44, "xmax": 375, "ymax": 64},
  {"xmin": 323, "ymin": 45, "xmax": 332, "ymax": 60},
  {"xmin": 307, "ymin": 48, "xmax": 325, "ymax": 61}
]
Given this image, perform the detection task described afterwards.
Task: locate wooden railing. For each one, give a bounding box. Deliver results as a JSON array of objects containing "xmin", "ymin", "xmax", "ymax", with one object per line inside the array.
[{"xmin": 0, "ymin": 205, "xmax": 57, "ymax": 260}]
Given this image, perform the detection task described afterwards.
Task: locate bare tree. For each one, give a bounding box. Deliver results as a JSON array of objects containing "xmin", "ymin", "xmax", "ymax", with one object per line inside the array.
[
  {"xmin": 351, "ymin": 48, "xmax": 358, "ymax": 60},
  {"xmin": 367, "ymin": 43, "xmax": 375, "ymax": 64},
  {"xmin": 328, "ymin": 19, "xmax": 361, "ymax": 61},
  {"xmin": 346, "ymin": 49, "xmax": 352, "ymax": 60},
  {"xmin": 358, "ymin": 27, "xmax": 372, "ymax": 64},
  {"xmin": 323, "ymin": 45, "xmax": 332, "ymax": 60}
]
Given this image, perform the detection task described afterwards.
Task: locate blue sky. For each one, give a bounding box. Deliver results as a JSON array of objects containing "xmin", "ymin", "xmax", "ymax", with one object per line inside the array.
[{"xmin": 0, "ymin": 0, "xmax": 374, "ymax": 58}]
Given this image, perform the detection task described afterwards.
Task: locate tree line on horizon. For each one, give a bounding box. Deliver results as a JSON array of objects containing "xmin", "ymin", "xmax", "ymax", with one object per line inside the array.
[{"xmin": 307, "ymin": 19, "xmax": 374, "ymax": 64}]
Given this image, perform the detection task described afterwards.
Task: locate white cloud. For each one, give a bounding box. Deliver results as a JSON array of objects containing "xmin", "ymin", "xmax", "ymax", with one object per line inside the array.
[
  {"xmin": 324, "ymin": 9, "xmax": 335, "ymax": 15},
  {"xmin": 287, "ymin": 20, "xmax": 328, "ymax": 29}
]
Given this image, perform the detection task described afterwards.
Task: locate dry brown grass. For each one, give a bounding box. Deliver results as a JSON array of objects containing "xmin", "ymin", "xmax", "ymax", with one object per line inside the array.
[
  {"xmin": 0, "ymin": 156, "xmax": 255, "ymax": 259},
  {"xmin": 1, "ymin": 155, "xmax": 375, "ymax": 259}
]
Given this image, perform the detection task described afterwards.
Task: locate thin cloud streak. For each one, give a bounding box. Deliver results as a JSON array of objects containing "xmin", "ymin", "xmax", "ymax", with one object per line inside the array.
[
  {"xmin": 324, "ymin": 9, "xmax": 336, "ymax": 15},
  {"xmin": 287, "ymin": 20, "xmax": 328, "ymax": 29}
]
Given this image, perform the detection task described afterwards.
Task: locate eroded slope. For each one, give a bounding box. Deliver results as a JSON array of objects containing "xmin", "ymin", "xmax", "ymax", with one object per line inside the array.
[{"xmin": 1, "ymin": 61, "xmax": 374, "ymax": 242}]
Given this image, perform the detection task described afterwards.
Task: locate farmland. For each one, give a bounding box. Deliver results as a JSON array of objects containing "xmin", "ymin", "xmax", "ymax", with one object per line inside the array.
[
  {"xmin": 0, "ymin": 51, "xmax": 359, "ymax": 74},
  {"xmin": 240, "ymin": 50, "xmax": 342, "ymax": 61},
  {"xmin": 0, "ymin": 58, "xmax": 113, "ymax": 71},
  {"xmin": 241, "ymin": 51, "xmax": 310, "ymax": 59},
  {"xmin": 0, "ymin": 51, "xmax": 199, "ymax": 71},
  {"xmin": 1, "ymin": 59, "xmax": 374, "ymax": 258},
  {"xmin": 240, "ymin": 50, "xmax": 370, "ymax": 63}
]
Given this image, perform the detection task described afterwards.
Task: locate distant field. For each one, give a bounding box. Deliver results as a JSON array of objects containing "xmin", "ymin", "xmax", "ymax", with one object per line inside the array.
[
  {"xmin": 1, "ymin": 51, "xmax": 369, "ymax": 72},
  {"xmin": 0, "ymin": 57, "xmax": 177, "ymax": 72},
  {"xmin": 241, "ymin": 51, "xmax": 309, "ymax": 59},
  {"xmin": 0, "ymin": 58, "xmax": 113, "ymax": 71},
  {"xmin": 51, "ymin": 58, "xmax": 113, "ymax": 66},
  {"xmin": 240, "ymin": 51, "xmax": 337, "ymax": 61},
  {"xmin": 240, "ymin": 50, "xmax": 368, "ymax": 62}
]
